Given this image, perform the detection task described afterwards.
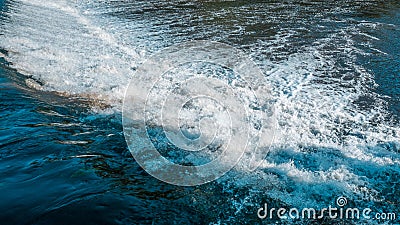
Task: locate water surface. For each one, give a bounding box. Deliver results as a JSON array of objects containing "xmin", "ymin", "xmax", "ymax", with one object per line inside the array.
[{"xmin": 0, "ymin": 0, "xmax": 399, "ymax": 224}]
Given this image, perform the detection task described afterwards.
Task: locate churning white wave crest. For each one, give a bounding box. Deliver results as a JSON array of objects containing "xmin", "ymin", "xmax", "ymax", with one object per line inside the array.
[{"xmin": 1, "ymin": 0, "xmax": 399, "ymax": 221}]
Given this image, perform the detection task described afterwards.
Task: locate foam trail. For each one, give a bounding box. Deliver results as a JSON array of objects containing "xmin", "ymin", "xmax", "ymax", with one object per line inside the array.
[
  {"xmin": 1, "ymin": 0, "xmax": 399, "ymax": 220},
  {"xmin": 0, "ymin": 0, "xmax": 141, "ymax": 107}
]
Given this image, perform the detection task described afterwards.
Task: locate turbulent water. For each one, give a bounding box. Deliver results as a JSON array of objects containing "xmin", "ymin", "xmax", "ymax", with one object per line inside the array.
[{"xmin": 0, "ymin": 0, "xmax": 399, "ymax": 224}]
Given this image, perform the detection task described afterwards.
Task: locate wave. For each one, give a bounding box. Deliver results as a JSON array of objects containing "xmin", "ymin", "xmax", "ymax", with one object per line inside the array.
[{"xmin": 1, "ymin": 0, "xmax": 399, "ymax": 222}]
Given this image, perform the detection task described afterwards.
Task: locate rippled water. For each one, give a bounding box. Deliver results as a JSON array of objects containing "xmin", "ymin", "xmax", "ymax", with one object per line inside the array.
[{"xmin": 0, "ymin": 0, "xmax": 399, "ymax": 224}]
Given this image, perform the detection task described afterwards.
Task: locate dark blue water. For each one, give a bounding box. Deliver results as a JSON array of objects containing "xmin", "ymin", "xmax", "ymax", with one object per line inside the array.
[
  {"xmin": 359, "ymin": 7, "xmax": 400, "ymax": 122},
  {"xmin": 0, "ymin": 58, "xmax": 217, "ymax": 224},
  {"xmin": 1, "ymin": 0, "xmax": 399, "ymax": 224}
]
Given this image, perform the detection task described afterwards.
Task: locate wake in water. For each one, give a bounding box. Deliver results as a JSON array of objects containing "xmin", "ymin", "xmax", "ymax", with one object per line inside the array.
[{"xmin": 0, "ymin": 0, "xmax": 399, "ymax": 224}]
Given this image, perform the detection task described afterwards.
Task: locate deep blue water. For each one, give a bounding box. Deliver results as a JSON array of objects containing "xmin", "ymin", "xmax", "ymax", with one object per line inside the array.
[
  {"xmin": 0, "ymin": 0, "xmax": 399, "ymax": 224},
  {"xmin": 360, "ymin": 8, "xmax": 400, "ymax": 122},
  {"xmin": 0, "ymin": 58, "xmax": 212, "ymax": 224}
]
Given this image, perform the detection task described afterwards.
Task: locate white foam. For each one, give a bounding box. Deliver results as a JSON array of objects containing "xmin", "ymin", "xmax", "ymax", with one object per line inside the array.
[
  {"xmin": 0, "ymin": 0, "xmax": 141, "ymax": 108},
  {"xmin": 1, "ymin": 0, "xmax": 399, "ymax": 213}
]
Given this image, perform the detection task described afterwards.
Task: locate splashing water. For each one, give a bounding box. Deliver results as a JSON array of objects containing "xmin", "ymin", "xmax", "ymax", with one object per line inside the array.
[{"xmin": 0, "ymin": 0, "xmax": 399, "ymax": 224}]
